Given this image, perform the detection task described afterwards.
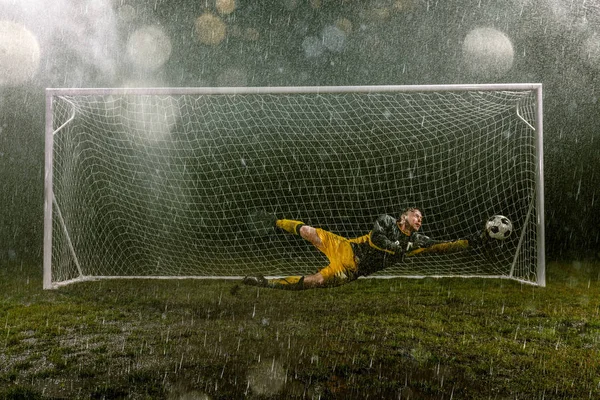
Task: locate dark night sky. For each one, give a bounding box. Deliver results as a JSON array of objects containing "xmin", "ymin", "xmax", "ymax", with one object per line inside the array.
[{"xmin": 0, "ymin": 0, "xmax": 598, "ymax": 264}]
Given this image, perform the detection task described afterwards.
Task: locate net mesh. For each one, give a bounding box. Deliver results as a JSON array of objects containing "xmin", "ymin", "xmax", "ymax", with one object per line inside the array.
[{"xmin": 48, "ymin": 87, "xmax": 541, "ymax": 286}]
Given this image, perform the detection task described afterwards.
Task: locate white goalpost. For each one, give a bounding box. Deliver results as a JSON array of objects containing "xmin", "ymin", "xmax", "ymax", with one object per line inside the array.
[{"xmin": 44, "ymin": 84, "xmax": 545, "ymax": 289}]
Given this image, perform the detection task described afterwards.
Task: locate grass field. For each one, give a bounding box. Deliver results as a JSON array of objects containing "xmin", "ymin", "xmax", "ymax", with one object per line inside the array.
[{"xmin": 1, "ymin": 260, "xmax": 599, "ymax": 399}]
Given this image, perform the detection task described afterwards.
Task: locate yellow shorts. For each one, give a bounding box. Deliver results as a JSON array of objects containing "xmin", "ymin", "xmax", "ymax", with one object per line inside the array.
[{"xmin": 314, "ymin": 228, "xmax": 359, "ymax": 286}]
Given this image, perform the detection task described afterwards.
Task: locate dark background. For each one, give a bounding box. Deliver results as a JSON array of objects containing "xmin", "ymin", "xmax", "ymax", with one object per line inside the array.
[{"xmin": 1, "ymin": 0, "xmax": 598, "ymax": 266}]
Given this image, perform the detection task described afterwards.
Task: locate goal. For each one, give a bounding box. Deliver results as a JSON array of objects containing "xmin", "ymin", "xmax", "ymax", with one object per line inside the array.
[{"xmin": 44, "ymin": 85, "xmax": 545, "ymax": 289}]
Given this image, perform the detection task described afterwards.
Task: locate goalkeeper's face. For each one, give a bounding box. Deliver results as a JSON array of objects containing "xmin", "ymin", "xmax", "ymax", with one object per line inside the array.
[{"xmin": 403, "ymin": 209, "xmax": 423, "ymax": 232}]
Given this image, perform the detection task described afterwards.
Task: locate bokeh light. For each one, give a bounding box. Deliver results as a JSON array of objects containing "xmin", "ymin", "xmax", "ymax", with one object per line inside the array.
[
  {"xmin": 216, "ymin": 0, "xmax": 236, "ymax": 15},
  {"xmin": 195, "ymin": 13, "xmax": 227, "ymax": 46},
  {"xmin": 462, "ymin": 27, "xmax": 514, "ymax": 78},
  {"xmin": 322, "ymin": 25, "xmax": 346, "ymax": 53},
  {"xmin": 302, "ymin": 36, "xmax": 325, "ymax": 58},
  {"xmin": 0, "ymin": 20, "xmax": 41, "ymax": 86},
  {"xmin": 126, "ymin": 25, "xmax": 172, "ymax": 71},
  {"xmin": 117, "ymin": 4, "xmax": 137, "ymax": 23},
  {"xmin": 335, "ymin": 17, "xmax": 352, "ymax": 35},
  {"xmin": 247, "ymin": 359, "xmax": 286, "ymax": 396}
]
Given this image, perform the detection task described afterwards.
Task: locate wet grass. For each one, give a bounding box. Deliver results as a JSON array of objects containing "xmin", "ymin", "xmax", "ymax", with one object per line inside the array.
[{"xmin": 1, "ymin": 260, "xmax": 599, "ymax": 399}]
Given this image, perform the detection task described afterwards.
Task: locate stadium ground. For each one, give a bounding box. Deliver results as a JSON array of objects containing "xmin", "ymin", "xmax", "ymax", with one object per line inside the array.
[{"xmin": 1, "ymin": 260, "xmax": 599, "ymax": 399}]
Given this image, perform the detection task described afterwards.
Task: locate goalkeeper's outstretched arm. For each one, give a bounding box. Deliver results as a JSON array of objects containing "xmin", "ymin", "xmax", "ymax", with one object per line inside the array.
[{"xmin": 404, "ymin": 231, "xmax": 485, "ymax": 257}]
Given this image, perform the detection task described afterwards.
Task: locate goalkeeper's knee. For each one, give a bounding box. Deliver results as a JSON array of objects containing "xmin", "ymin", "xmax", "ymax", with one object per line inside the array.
[{"xmin": 276, "ymin": 219, "xmax": 305, "ymax": 236}]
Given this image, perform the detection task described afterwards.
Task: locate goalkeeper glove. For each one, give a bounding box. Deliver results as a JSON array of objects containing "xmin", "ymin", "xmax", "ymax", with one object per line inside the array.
[
  {"xmin": 389, "ymin": 240, "xmax": 408, "ymax": 262},
  {"xmin": 467, "ymin": 230, "xmax": 488, "ymax": 248},
  {"xmin": 409, "ymin": 232, "xmax": 441, "ymax": 249},
  {"xmin": 389, "ymin": 234, "xmax": 436, "ymax": 255}
]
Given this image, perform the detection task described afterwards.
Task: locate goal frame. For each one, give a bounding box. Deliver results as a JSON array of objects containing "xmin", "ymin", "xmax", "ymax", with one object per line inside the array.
[{"xmin": 43, "ymin": 84, "xmax": 545, "ymax": 289}]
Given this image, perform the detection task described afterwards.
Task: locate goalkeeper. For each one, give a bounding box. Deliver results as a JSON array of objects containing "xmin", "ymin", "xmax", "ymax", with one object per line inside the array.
[{"xmin": 243, "ymin": 207, "xmax": 484, "ymax": 290}]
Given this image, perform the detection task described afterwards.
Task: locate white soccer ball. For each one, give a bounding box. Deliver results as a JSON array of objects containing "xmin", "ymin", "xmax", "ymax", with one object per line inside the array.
[{"xmin": 485, "ymin": 215, "xmax": 513, "ymax": 240}]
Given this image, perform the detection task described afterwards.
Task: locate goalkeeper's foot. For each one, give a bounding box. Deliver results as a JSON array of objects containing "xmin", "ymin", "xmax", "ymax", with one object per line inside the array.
[{"xmin": 242, "ymin": 275, "xmax": 268, "ymax": 287}]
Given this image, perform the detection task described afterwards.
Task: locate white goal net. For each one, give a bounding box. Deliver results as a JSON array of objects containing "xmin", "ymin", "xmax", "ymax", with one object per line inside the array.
[{"xmin": 44, "ymin": 85, "xmax": 545, "ymax": 288}]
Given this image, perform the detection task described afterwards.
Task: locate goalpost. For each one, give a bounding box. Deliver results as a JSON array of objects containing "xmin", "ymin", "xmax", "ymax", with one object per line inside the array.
[{"xmin": 44, "ymin": 84, "xmax": 545, "ymax": 289}]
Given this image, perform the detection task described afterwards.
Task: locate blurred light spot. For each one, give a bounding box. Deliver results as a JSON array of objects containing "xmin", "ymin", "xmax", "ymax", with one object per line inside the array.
[
  {"xmin": 126, "ymin": 25, "xmax": 172, "ymax": 71},
  {"xmin": 302, "ymin": 36, "xmax": 325, "ymax": 58},
  {"xmin": 195, "ymin": 13, "xmax": 226, "ymax": 46},
  {"xmin": 322, "ymin": 25, "xmax": 346, "ymax": 53},
  {"xmin": 0, "ymin": 20, "xmax": 41, "ymax": 86},
  {"xmin": 335, "ymin": 18, "xmax": 353, "ymax": 35},
  {"xmin": 216, "ymin": 0, "xmax": 236, "ymax": 15},
  {"xmin": 247, "ymin": 359, "xmax": 286, "ymax": 396},
  {"xmin": 117, "ymin": 4, "xmax": 137, "ymax": 23},
  {"xmin": 462, "ymin": 27, "xmax": 514, "ymax": 78}
]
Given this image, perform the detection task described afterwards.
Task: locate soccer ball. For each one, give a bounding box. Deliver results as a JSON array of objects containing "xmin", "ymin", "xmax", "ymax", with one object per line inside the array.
[{"xmin": 485, "ymin": 215, "xmax": 513, "ymax": 240}]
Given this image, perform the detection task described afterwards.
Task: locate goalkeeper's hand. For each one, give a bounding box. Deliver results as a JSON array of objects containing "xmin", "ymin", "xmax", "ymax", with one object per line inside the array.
[
  {"xmin": 467, "ymin": 229, "xmax": 488, "ymax": 248},
  {"xmin": 390, "ymin": 240, "xmax": 402, "ymax": 252},
  {"xmin": 408, "ymin": 232, "xmax": 440, "ymax": 250},
  {"xmin": 390, "ymin": 234, "xmax": 433, "ymax": 256},
  {"xmin": 389, "ymin": 240, "xmax": 408, "ymax": 262}
]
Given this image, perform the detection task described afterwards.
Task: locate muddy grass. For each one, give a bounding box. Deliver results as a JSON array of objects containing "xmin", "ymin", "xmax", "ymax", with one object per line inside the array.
[{"xmin": 1, "ymin": 260, "xmax": 599, "ymax": 399}]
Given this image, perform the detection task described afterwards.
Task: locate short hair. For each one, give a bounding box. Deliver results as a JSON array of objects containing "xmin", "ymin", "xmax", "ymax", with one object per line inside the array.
[
  {"xmin": 401, "ymin": 207, "xmax": 421, "ymax": 216},
  {"xmin": 400, "ymin": 207, "xmax": 421, "ymax": 223}
]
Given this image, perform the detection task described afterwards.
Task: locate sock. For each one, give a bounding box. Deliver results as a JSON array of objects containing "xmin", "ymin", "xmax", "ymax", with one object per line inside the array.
[
  {"xmin": 276, "ymin": 219, "xmax": 305, "ymax": 235},
  {"xmin": 267, "ymin": 276, "xmax": 305, "ymax": 290}
]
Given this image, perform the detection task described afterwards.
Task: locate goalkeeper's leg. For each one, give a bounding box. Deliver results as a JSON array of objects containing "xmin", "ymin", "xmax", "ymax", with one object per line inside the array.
[
  {"xmin": 242, "ymin": 273, "xmax": 321, "ymax": 290},
  {"xmin": 242, "ymin": 236, "xmax": 357, "ymax": 290},
  {"xmin": 276, "ymin": 219, "xmax": 324, "ymax": 250},
  {"xmin": 243, "ymin": 220, "xmax": 356, "ymax": 290},
  {"xmin": 243, "ymin": 270, "xmax": 350, "ymax": 290}
]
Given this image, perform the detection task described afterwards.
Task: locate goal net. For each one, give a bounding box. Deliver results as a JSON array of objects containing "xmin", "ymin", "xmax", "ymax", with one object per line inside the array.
[{"xmin": 44, "ymin": 85, "xmax": 545, "ymax": 289}]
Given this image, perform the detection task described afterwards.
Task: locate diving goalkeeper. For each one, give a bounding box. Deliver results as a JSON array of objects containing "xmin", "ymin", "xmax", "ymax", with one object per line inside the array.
[{"xmin": 243, "ymin": 207, "xmax": 485, "ymax": 290}]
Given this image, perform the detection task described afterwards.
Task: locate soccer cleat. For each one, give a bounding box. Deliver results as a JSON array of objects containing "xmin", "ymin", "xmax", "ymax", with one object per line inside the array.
[{"xmin": 242, "ymin": 275, "xmax": 268, "ymax": 287}]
